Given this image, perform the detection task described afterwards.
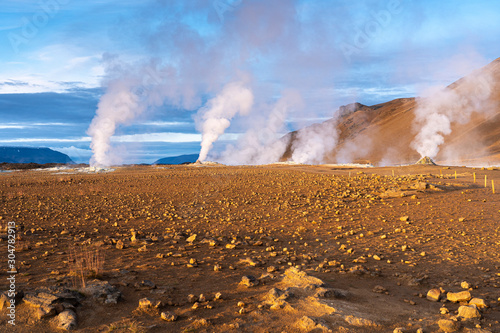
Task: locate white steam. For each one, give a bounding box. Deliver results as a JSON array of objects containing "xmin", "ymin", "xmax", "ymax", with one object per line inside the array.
[
  {"xmin": 411, "ymin": 71, "xmax": 494, "ymax": 159},
  {"xmin": 291, "ymin": 120, "xmax": 338, "ymax": 164},
  {"xmin": 219, "ymin": 90, "xmax": 302, "ymax": 164},
  {"xmin": 196, "ymin": 81, "xmax": 254, "ymax": 162},
  {"xmin": 87, "ymin": 76, "xmax": 145, "ymax": 167}
]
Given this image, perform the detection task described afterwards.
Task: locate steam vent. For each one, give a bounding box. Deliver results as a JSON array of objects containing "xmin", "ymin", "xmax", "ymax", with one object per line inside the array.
[{"xmin": 415, "ymin": 156, "xmax": 437, "ymax": 165}]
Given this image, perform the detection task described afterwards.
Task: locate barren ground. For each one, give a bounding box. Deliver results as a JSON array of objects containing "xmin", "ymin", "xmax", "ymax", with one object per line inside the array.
[{"xmin": 1, "ymin": 164, "xmax": 499, "ymax": 332}]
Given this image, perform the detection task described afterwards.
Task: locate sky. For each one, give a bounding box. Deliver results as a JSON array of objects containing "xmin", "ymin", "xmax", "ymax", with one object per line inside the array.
[{"xmin": 1, "ymin": 0, "xmax": 500, "ymax": 164}]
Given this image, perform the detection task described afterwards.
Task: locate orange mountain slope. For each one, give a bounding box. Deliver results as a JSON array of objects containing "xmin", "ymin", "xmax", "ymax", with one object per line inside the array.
[{"xmin": 282, "ymin": 57, "xmax": 500, "ymax": 166}]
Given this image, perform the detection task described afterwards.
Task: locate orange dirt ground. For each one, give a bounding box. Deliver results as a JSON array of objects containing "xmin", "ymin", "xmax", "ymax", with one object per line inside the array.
[{"xmin": 0, "ymin": 164, "xmax": 499, "ymax": 332}]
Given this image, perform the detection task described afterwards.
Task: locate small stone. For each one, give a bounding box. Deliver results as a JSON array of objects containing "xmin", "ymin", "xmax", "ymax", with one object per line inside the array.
[
  {"xmin": 447, "ymin": 291, "xmax": 472, "ymax": 303},
  {"xmin": 138, "ymin": 297, "xmax": 161, "ymax": 309},
  {"xmin": 226, "ymin": 244, "xmax": 236, "ymax": 249},
  {"xmin": 214, "ymin": 292, "xmax": 222, "ymax": 300},
  {"xmin": 57, "ymin": 309, "xmax": 77, "ymax": 330},
  {"xmin": 116, "ymin": 240, "xmax": 124, "ymax": 249},
  {"xmin": 240, "ymin": 275, "xmax": 259, "ymax": 287},
  {"xmin": 469, "ymin": 298, "xmax": 487, "ymax": 309},
  {"xmin": 416, "ymin": 329, "xmax": 424, "ymax": 333},
  {"xmin": 160, "ymin": 311, "xmax": 178, "ymax": 322},
  {"xmin": 461, "ymin": 281, "xmax": 471, "ymax": 289},
  {"xmin": 199, "ymin": 294, "xmax": 206, "ymax": 302},
  {"xmin": 187, "ymin": 294, "xmax": 198, "ymax": 303},
  {"xmin": 400, "ymin": 216, "xmax": 409, "ymax": 222},
  {"xmin": 267, "ymin": 266, "xmax": 277, "ymax": 273},
  {"xmin": 393, "ymin": 328, "xmax": 405, "ymax": 333},
  {"xmin": 440, "ymin": 306, "xmax": 449, "ymax": 314},
  {"xmin": 458, "ymin": 305, "xmax": 481, "ymax": 319},
  {"xmin": 372, "ymin": 285, "xmax": 387, "ymax": 293},
  {"xmin": 438, "ymin": 319, "xmax": 460, "ymax": 332},
  {"xmin": 138, "ymin": 245, "xmax": 147, "ymax": 252},
  {"xmin": 373, "ymin": 254, "xmax": 381, "ymax": 261},
  {"xmin": 192, "ymin": 302, "xmax": 200, "ymax": 309},
  {"xmin": 427, "ymin": 288, "xmax": 442, "ymax": 302},
  {"xmin": 186, "ymin": 234, "xmax": 197, "ymax": 243},
  {"xmin": 237, "ymin": 301, "xmax": 245, "ymax": 307},
  {"xmin": 214, "ymin": 264, "xmax": 222, "ymax": 271}
]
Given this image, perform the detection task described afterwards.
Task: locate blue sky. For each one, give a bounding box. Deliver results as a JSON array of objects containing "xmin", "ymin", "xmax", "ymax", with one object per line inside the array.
[{"xmin": 1, "ymin": 0, "xmax": 500, "ymax": 163}]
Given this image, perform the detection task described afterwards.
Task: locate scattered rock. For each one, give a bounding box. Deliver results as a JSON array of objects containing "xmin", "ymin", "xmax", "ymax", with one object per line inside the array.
[
  {"xmin": 160, "ymin": 311, "xmax": 178, "ymax": 322},
  {"xmin": 240, "ymin": 275, "xmax": 259, "ymax": 287},
  {"xmin": 283, "ymin": 267, "xmax": 325, "ymax": 289},
  {"xmin": 447, "ymin": 291, "xmax": 472, "ymax": 303},
  {"xmin": 138, "ymin": 298, "xmax": 161, "ymax": 309},
  {"xmin": 469, "ymin": 298, "xmax": 487, "ymax": 309},
  {"xmin": 458, "ymin": 305, "xmax": 481, "ymax": 319},
  {"xmin": 134, "ymin": 279, "xmax": 156, "ymax": 290},
  {"xmin": 461, "ymin": 281, "xmax": 472, "ymax": 289},
  {"xmin": 372, "ymin": 285, "xmax": 387, "ymax": 294},
  {"xmin": 82, "ymin": 280, "xmax": 121, "ymax": 304},
  {"xmin": 57, "ymin": 309, "xmax": 77, "ymax": 330},
  {"xmin": 187, "ymin": 294, "xmax": 198, "ymax": 303},
  {"xmin": 186, "ymin": 234, "xmax": 197, "ymax": 243},
  {"xmin": 426, "ymin": 288, "xmax": 442, "ymax": 302},
  {"xmin": 344, "ymin": 315, "xmax": 379, "ymax": 327},
  {"xmin": 438, "ymin": 319, "xmax": 460, "ymax": 332},
  {"xmin": 296, "ymin": 316, "xmax": 329, "ymax": 331},
  {"xmin": 116, "ymin": 240, "xmax": 124, "ymax": 249}
]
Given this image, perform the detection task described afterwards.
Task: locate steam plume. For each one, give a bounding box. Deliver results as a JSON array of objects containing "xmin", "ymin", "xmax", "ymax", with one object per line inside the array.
[
  {"xmin": 411, "ymin": 71, "xmax": 494, "ymax": 159},
  {"xmin": 196, "ymin": 80, "xmax": 254, "ymax": 162}
]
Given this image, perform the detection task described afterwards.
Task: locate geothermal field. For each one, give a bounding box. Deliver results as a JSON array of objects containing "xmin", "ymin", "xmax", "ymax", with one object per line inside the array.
[{"xmin": 1, "ymin": 163, "xmax": 499, "ymax": 332}]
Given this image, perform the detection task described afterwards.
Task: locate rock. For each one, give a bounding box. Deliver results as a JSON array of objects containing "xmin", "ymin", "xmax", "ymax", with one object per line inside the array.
[
  {"xmin": 214, "ymin": 292, "xmax": 222, "ymax": 300},
  {"xmin": 400, "ymin": 216, "xmax": 409, "ymax": 222},
  {"xmin": 82, "ymin": 280, "xmax": 121, "ymax": 304},
  {"xmin": 186, "ymin": 234, "xmax": 197, "ymax": 243},
  {"xmin": 267, "ymin": 266, "xmax": 277, "ymax": 273},
  {"xmin": 315, "ymin": 287, "xmax": 348, "ymax": 299},
  {"xmin": 57, "ymin": 309, "xmax": 77, "ymax": 330},
  {"xmin": 426, "ymin": 288, "xmax": 442, "ymax": 302},
  {"xmin": 283, "ymin": 267, "xmax": 325, "ymax": 289},
  {"xmin": 134, "ymin": 279, "xmax": 156, "ymax": 290},
  {"xmin": 447, "ymin": 291, "xmax": 472, "ymax": 303},
  {"xmin": 458, "ymin": 305, "xmax": 481, "ymax": 319},
  {"xmin": 469, "ymin": 298, "xmax": 487, "ymax": 309},
  {"xmin": 138, "ymin": 298, "xmax": 161, "ymax": 309},
  {"xmin": 344, "ymin": 315, "xmax": 378, "ymax": 327},
  {"xmin": 187, "ymin": 294, "xmax": 198, "ymax": 303},
  {"xmin": 461, "ymin": 281, "xmax": 471, "ymax": 289},
  {"xmin": 240, "ymin": 275, "xmax": 259, "ymax": 287},
  {"xmin": 116, "ymin": 240, "xmax": 124, "ymax": 249},
  {"xmin": 438, "ymin": 319, "xmax": 460, "ymax": 332},
  {"xmin": 37, "ymin": 305, "xmax": 57, "ymax": 319},
  {"xmin": 161, "ymin": 311, "xmax": 178, "ymax": 322},
  {"xmin": 372, "ymin": 285, "xmax": 387, "ymax": 294},
  {"xmin": 348, "ymin": 265, "xmax": 368, "ymax": 275},
  {"xmin": 393, "ymin": 328, "xmax": 405, "ymax": 333},
  {"xmin": 296, "ymin": 316, "xmax": 329, "ymax": 331}
]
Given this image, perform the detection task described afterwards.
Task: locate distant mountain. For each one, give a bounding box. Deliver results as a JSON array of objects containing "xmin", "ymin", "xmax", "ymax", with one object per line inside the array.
[
  {"xmin": 282, "ymin": 57, "xmax": 500, "ymax": 165},
  {"xmin": 0, "ymin": 147, "xmax": 74, "ymax": 164},
  {"xmin": 154, "ymin": 154, "xmax": 198, "ymax": 165}
]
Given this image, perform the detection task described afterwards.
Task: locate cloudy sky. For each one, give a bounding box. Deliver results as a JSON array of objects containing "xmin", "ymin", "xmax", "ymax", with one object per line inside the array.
[{"xmin": 1, "ymin": 0, "xmax": 500, "ymax": 164}]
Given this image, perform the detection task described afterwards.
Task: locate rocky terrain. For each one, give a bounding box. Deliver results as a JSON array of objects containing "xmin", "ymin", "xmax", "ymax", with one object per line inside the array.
[{"xmin": 0, "ymin": 164, "xmax": 499, "ymax": 332}]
